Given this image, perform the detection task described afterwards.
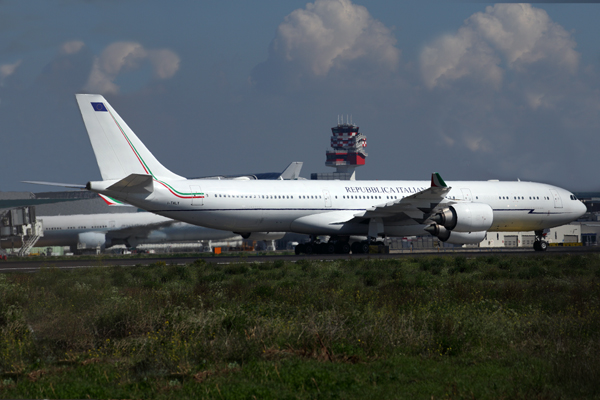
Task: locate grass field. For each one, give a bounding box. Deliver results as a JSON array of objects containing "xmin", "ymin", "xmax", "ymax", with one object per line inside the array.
[{"xmin": 1, "ymin": 254, "xmax": 599, "ymax": 399}]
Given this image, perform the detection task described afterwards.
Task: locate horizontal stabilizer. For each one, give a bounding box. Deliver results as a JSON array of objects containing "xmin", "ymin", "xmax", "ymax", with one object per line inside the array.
[
  {"xmin": 22, "ymin": 180, "xmax": 86, "ymax": 189},
  {"xmin": 107, "ymin": 174, "xmax": 154, "ymax": 194}
]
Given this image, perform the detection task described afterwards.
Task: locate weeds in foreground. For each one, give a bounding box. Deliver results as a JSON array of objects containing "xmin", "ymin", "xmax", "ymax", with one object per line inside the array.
[{"xmin": 1, "ymin": 254, "xmax": 599, "ymax": 398}]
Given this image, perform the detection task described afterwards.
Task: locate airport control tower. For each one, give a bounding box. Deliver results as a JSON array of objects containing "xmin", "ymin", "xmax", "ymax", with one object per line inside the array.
[{"xmin": 311, "ymin": 117, "xmax": 367, "ymax": 180}]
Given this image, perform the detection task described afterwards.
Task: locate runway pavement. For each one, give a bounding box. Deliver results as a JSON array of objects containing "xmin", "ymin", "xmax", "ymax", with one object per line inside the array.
[{"xmin": 1, "ymin": 246, "xmax": 598, "ymax": 273}]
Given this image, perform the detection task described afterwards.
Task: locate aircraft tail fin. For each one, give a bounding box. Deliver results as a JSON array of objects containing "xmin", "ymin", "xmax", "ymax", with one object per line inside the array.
[
  {"xmin": 76, "ymin": 94, "xmax": 183, "ymax": 182},
  {"xmin": 279, "ymin": 162, "xmax": 303, "ymax": 180}
]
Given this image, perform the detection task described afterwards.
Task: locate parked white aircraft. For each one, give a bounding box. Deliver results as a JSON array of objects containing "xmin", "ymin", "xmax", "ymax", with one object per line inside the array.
[
  {"xmin": 1, "ymin": 211, "xmax": 284, "ymax": 253},
  {"xmin": 30, "ymin": 94, "xmax": 588, "ymax": 254}
]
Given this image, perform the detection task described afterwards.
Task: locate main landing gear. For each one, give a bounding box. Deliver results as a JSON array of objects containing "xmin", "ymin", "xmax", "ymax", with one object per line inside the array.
[
  {"xmin": 294, "ymin": 236, "xmax": 384, "ymax": 255},
  {"xmin": 294, "ymin": 239, "xmax": 350, "ymax": 255},
  {"xmin": 533, "ymin": 230, "xmax": 548, "ymax": 252}
]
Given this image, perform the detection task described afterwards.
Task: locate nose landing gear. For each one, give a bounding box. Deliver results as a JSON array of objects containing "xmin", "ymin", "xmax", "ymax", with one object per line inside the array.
[{"xmin": 533, "ymin": 230, "xmax": 548, "ymax": 251}]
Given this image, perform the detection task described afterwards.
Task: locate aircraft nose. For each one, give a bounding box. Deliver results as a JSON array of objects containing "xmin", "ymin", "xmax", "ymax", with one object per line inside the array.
[{"xmin": 576, "ymin": 199, "xmax": 587, "ymax": 218}]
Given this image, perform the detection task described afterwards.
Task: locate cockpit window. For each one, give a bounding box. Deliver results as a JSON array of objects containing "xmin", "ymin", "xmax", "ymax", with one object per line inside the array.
[{"xmin": 570, "ymin": 195, "xmax": 578, "ymax": 200}]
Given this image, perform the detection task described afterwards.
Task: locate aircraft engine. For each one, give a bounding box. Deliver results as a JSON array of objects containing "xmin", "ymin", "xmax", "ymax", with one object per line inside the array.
[
  {"xmin": 77, "ymin": 231, "xmax": 107, "ymax": 249},
  {"xmin": 430, "ymin": 203, "xmax": 493, "ymax": 232},
  {"xmin": 443, "ymin": 230, "xmax": 487, "ymax": 245},
  {"xmin": 424, "ymin": 224, "xmax": 486, "ymax": 244},
  {"xmin": 244, "ymin": 232, "xmax": 286, "ymax": 241}
]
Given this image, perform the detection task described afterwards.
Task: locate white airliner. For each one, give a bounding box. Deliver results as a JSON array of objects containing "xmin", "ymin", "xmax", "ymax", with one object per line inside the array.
[
  {"xmin": 1, "ymin": 211, "xmax": 283, "ymax": 253},
  {"xmin": 31, "ymin": 94, "xmax": 588, "ymax": 254}
]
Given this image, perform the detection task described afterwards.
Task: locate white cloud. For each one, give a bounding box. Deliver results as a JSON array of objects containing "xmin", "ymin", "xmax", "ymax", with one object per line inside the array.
[
  {"xmin": 420, "ymin": 4, "xmax": 579, "ymax": 89},
  {"xmin": 147, "ymin": 49, "xmax": 180, "ymax": 79},
  {"xmin": 470, "ymin": 4, "xmax": 578, "ymax": 73},
  {"xmin": 270, "ymin": 0, "xmax": 399, "ymax": 76},
  {"xmin": 420, "ymin": 27, "xmax": 503, "ymax": 90},
  {"xmin": 85, "ymin": 42, "xmax": 180, "ymax": 94},
  {"xmin": 0, "ymin": 60, "xmax": 22, "ymax": 86},
  {"xmin": 60, "ymin": 40, "xmax": 85, "ymax": 55}
]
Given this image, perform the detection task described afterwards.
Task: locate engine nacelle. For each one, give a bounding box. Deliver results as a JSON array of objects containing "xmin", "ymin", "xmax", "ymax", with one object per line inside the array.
[
  {"xmin": 233, "ymin": 232, "xmax": 286, "ymax": 240},
  {"xmin": 443, "ymin": 230, "xmax": 487, "ymax": 245},
  {"xmin": 78, "ymin": 231, "xmax": 107, "ymax": 248},
  {"xmin": 431, "ymin": 203, "xmax": 493, "ymax": 232},
  {"xmin": 424, "ymin": 224, "xmax": 487, "ymax": 244},
  {"xmin": 244, "ymin": 232, "xmax": 286, "ymax": 241}
]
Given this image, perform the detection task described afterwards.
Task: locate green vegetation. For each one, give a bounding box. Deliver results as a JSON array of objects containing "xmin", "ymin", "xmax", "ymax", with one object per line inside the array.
[{"xmin": 1, "ymin": 254, "xmax": 600, "ymax": 399}]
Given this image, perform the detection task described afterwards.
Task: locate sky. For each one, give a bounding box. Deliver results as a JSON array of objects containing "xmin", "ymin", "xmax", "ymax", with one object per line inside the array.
[{"xmin": 1, "ymin": 0, "xmax": 599, "ymax": 193}]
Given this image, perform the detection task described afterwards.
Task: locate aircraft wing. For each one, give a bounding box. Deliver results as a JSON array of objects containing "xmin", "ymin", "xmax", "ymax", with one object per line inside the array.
[
  {"xmin": 105, "ymin": 218, "xmax": 178, "ymax": 241},
  {"xmin": 22, "ymin": 181, "xmax": 86, "ymax": 189},
  {"xmin": 349, "ymin": 173, "xmax": 452, "ymax": 225}
]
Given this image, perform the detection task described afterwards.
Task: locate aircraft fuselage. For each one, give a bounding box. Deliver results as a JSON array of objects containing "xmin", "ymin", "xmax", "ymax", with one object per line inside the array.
[{"xmin": 90, "ymin": 178, "xmax": 585, "ymax": 237}]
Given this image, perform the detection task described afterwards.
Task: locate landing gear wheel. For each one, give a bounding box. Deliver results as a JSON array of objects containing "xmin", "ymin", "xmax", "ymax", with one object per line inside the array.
[
  {"xmin": 336, "ymin": 242, "xmax": 351, "ymax": 254},
  {"xmin": 305, "ymin": 243, "xmax": 314, "ymax": 255},
  {"xmin": 360, "ymin": 241, "xmax": 370, "ymax": 254},
  {"xmin": 351, "ymin": 242, "xmax": 362, "ymax": 254},
  {"xmin": 295, "ymin": 244, "xmax": 305, "ymax": 255},
  {"xmin": 324, "ymin": 243, "xmax": 335, "ymax": 254},
  {"xmin": 533, "ymin": 241, "xmax": 548, "ymax": 252}
]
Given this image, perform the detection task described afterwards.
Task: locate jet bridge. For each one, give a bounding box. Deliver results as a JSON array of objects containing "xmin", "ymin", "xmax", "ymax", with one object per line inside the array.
[{"xmin": 0, "ymin": 206, "xmax": 44, "ymax": 256}]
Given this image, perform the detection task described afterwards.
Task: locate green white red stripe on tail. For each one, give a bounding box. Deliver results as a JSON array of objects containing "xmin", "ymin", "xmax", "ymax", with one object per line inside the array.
[
  {"xmin": 431, "ymin": 172, "xmax": 447, "ymax": 188},
  {"xmin": 99, "ymin": 194, "xmax": 130, "ymax": 206}
]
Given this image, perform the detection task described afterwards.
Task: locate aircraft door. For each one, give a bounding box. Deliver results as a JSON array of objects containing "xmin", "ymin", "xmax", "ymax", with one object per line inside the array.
[
  {"xmin": 323, "ymin": 190, "xmax": 332, "ymax": 208},
  {"xmin": 549, "ymin": 189, "xmax": 563, "ymax": 208},
  {"xmin": 190, "ymin": 185, "xmax": 204, "ymax": 206},
  {"xmin": 460, "ymin": 188, "xmax": 473, "ymax": 202}
]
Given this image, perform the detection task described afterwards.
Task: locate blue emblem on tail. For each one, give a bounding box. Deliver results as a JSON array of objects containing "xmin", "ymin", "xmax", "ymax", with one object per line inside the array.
[{"xmin": 91, "ymin": 102, "xmax": 107, "ymax": 112}]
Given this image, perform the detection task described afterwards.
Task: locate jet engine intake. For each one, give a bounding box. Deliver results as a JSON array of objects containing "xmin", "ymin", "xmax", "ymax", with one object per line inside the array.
[{"xmin": 430, "ymin": 203, "xmax": 493, "ymax": 232}]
